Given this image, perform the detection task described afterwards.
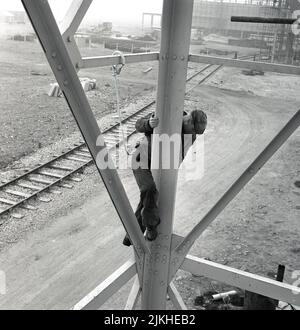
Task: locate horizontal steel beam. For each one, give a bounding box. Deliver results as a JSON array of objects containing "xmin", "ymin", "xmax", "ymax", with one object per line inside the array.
[
  {"xmin": 231, "ymin": 16, "xmax": 297, "ymax": 25},
  {"xmin": 73, "ymin": 259, "xmax": 137, "ymax": 310},
  {"xmin": 181, "ymin": 255, "xmax": 300, "ymax": 306},
  {"xmin": 80, "ymin": 52, "xmax": 159, "ymax": 69},
  {"xmin": 189, "ymin": 54, "xmax": 300, "ymax": 76}
]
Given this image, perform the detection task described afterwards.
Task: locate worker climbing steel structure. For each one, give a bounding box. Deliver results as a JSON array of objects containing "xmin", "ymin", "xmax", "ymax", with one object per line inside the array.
[{"xmin": 21, "ymin": 0, "xmax": 300, "ymax": 310}]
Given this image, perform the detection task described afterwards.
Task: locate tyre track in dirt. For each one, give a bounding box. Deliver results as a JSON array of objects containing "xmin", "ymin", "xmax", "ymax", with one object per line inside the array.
[{"xmin": 0, "ymin": 85, "xmax": 298, "ymax": 309}]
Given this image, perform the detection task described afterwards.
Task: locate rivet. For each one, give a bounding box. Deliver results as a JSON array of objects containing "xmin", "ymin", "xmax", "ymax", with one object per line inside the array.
[
  {"xmin": 173, "ymin": 55, "xmax": 177, "ymax": 60},
  {"xmin": 57, "ymin": 65, "xmax": 63, "ymax": 71},
  {"xmin": 154, "ymin": 271, "xmax": 158, "ymax": 275},
  {"xmin": 51, "ymin": 52, "xmax": 57, "ymax": 58},
  {"xmin": 181, "ymin": 56, "xmax": 185, "ymax": 60},
  {"xmin": 160, "ymin": 281, "xmax": 165, "ymax": 286},
  {"xmin": 63, "ymin": 80, "xmax": 68, "ymax": 86},
  {"xmin": 67, "ymin": 36, "xmax": 72, "ymax": 42}
]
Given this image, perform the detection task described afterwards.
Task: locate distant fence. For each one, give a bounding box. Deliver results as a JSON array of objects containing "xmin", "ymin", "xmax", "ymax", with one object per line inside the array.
[
  {"xmin": 228, "ymin": 38, "xmax": 268, "ymax": 49},
  {"xmin": 10, "ymin": 34, "xmax": 36, "ymax": 42},
  {"xmin": 91, "ymin": 36, "xmax": 157, "ymax": 53},
  {"xmin": 104, "ymin": 42, "xmax": 151, "ymax": 53}
]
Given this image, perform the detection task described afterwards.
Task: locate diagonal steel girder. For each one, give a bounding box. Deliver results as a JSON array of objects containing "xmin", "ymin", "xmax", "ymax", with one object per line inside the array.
[
  {"xmin": 168, "ymin": 109, "xmax": 300, "ymax": 282},
  {"xmin": 21, "ymin": 0, "xmax": 150, "ymax": 266},
  {"xmin": 59, "ymin": 0, "xmax": 93, "ymax": 69}
]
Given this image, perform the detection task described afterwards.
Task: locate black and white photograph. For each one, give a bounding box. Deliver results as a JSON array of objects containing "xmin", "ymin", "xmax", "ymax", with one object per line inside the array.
[{"xmin": 0, "ymin": 0, "xmax": 299, "ymax": 313}]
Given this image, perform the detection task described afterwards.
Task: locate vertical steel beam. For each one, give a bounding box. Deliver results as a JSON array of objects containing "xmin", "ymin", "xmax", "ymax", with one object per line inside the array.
[
  {"xmin": 141, "ymin": 0, "xmax": 194, "ymax": 310},
  {"xmin": 150, "ymin": 14, "xmax": 154, "ymax": 31},
  {"xmin": 21, "ymin": 0, "xmax": 149, "ymax": 258}
]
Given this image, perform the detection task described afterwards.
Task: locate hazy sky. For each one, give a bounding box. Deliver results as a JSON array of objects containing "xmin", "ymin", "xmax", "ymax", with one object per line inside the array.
[{"xmin": 0, "ymin": 0, "xmax": 163, "ymax": 25}]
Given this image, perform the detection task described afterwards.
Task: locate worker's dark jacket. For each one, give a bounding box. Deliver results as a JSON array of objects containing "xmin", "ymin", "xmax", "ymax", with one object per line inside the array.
[{"xmin": 132, "ymin": 111, "xmax": 196, "ymax": 169}]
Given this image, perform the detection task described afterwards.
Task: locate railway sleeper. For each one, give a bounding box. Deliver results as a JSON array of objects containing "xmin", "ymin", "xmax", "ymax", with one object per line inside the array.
[
  {"xmin": 73, "ymin": 152, "xmax": 92, "ymax": 158},
  {"xmin": 66, "ymin": 156, "xmax": 89, "ymax": 163},
  {"xmin": 48, "ymin": 164, "xmax": 75, "ymax": 172},
  {"xmin": 58, "ymin": 183, "xmax": 73, "ymax": 189},
  {"xmin": 38, "ymin": 170, "xmax": 64, "ymax": 179},
  {"xmin": 5, "ymin": 189, "xmax": 31, "ymax": 199},
  {"xmin": 29, "ymin": 176, "xmax": 55, "ymax": 185},
  {"xmin": 17, "ymin": 182, "xmax": 42, "ymax": 191}
]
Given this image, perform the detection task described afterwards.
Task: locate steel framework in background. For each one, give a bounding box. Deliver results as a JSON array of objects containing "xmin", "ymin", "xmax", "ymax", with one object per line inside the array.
[
  {"xmin": 142, "ymin": 12, "xmax": 162, "ymax": 33},
  {"xmin": 21, "ymin": 0, "xmax": 300, "ymax": 310}
]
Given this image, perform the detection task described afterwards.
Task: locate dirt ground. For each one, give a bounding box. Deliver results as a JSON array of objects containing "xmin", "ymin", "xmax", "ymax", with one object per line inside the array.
[
  {"xmin": 0, "ymin": 38, "xmax": 299, "ymax": 310},
  {"xmin": 0, "ymin": 40, "xmax": 158, "ymax": 169}
]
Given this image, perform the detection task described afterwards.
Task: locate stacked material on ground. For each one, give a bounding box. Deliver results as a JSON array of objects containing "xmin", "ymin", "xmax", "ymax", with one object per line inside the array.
[{"xmin": 48, "ymin": 78, "xmax": 96, "ymax": 97}]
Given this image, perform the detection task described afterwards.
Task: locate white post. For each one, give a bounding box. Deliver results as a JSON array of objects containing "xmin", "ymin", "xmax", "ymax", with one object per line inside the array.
[{"xmin": 141, "ymin": 0, "xmax": 194, "ymax": 309}]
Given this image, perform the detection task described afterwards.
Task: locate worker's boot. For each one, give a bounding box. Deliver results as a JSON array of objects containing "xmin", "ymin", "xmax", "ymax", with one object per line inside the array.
[
  {"xmin": 142, "ymin": 207, "xmax": 160, "ymax": 242},
  {"xmin": 145, "ymin": 226, "xmax": 158, "ymax": 241},
  {"xmin": 122, "ymin": 234, "xmax": 132, "ymax": 247}
]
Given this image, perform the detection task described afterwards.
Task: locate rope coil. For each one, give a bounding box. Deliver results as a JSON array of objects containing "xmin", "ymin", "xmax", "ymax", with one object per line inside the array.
[{"xmin": 111, "ymin": 51, "xmax": 134, "ymax": 156}]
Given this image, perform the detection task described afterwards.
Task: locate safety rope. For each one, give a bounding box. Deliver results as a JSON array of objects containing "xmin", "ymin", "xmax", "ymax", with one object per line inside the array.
[{"xmin": 111, "ymin": 51, "xmax": 134, "ymax": 156}]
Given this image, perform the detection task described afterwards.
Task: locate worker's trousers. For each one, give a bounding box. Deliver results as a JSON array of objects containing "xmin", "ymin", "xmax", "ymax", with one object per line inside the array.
[{"xmin": 133, "ymin": 167, "xmax": 160, "ymax": 230}]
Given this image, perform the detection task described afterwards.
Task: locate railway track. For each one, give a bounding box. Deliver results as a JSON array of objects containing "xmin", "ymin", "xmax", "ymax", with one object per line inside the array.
[{"xmin": 0, "ymin": 56, "xmax": 255, "ymax": 219}]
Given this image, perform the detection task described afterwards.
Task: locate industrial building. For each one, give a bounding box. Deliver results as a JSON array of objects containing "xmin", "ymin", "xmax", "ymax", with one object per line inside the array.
[
  {"xmin": 192, "ymin": 0, "xmax": 292, "ymax": 36},
  {"xmin": 191, "ymin": 0, "xmax": 300, "ymax": 63},
  {"xmin": 0, "ymin": 11, "xmax": 27, "ymax": 24}
]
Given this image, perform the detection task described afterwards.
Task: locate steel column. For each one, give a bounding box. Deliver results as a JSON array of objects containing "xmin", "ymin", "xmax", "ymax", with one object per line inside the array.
[
  {"xmin": 21, "ymin": 0, "xmax": 149, "ymax": 258},
  {"xmin": 169, "ymin": 110, "xmax": 300, "ymax": 280},
  {"xmin": 141, "ymin": 0, "xmax": 194, "ymax": 310}
]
